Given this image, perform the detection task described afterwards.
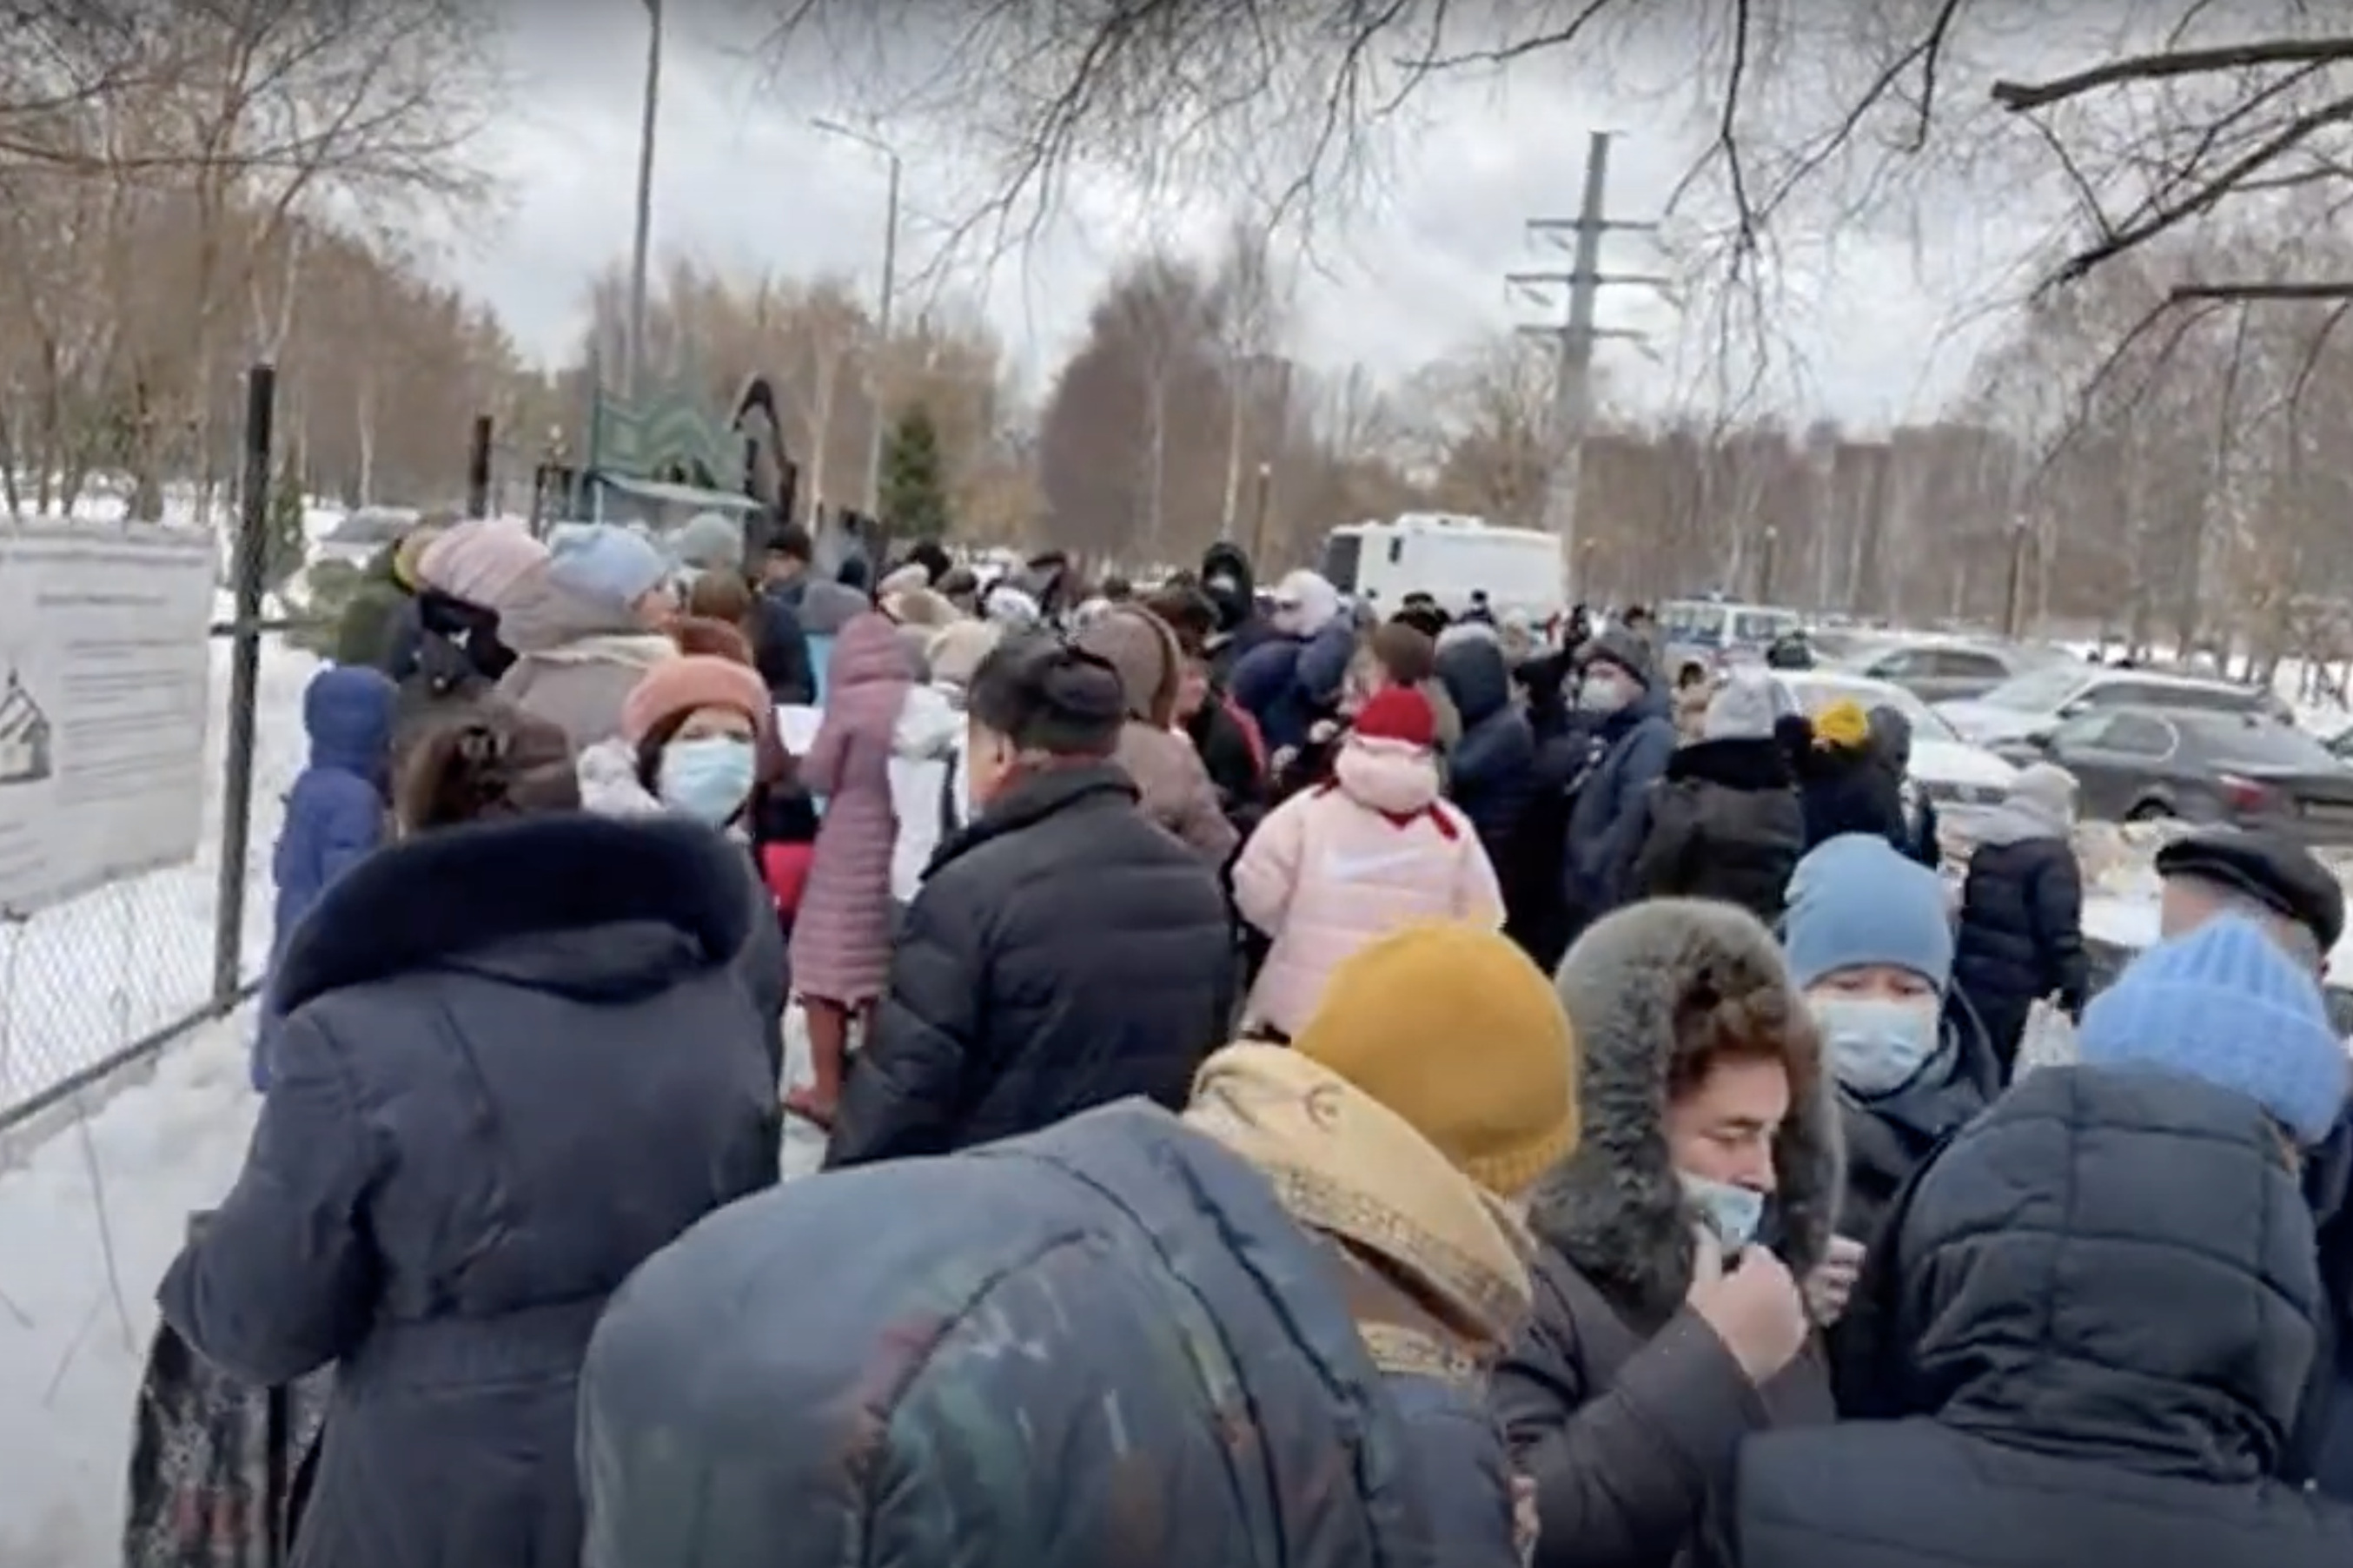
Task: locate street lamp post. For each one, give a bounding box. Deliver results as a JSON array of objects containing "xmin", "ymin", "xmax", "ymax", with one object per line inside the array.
[
  {"xmin": 622, "ymin": 0, "xmax": 666, "ymax": 403},
  {"xmin": 812, "ymin": 117, "xmax": 903, "ymax": 520}
]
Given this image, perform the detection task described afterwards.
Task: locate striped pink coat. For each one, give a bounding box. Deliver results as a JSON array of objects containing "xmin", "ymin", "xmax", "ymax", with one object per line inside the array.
[{"xmin": 789, "ymin": 612, "xmax": 913, "ymax": 1005}]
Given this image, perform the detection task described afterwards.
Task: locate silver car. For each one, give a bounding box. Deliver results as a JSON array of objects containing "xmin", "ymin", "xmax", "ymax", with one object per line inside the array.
[{"xmin": 1831, "ymin": 636, "xmax": 2076, "ymax": 705}]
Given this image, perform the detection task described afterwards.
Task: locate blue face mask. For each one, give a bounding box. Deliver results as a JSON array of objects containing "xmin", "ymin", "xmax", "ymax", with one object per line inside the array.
[
  {"xmin": 658, "ymin": 736, "xmax": 756, "ymax": 825},
  {"xmin": 1680, "ymin": 1171, "xmax": 1765, "ymax": 1254},
  {"xmin": 1813, "ymin": 995, "xmax": 1943, "ymax": 1096}
]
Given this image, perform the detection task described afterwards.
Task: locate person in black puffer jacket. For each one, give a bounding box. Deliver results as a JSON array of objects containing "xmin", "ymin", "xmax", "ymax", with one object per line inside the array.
[
  {"xmin": 1627, "ymin": 668, "xmax": 1805, "ymax": 924},
  {"xmin": 1707, "ymin": 918, "xmax": 2353, "ymax": 1568},
  {"xmin": 1795, "ymin": 699, "xmax": 1909, "ymax": 852},
  {"xmin": 825, "ymin": 635, "xmax": 1238, "ymax": 1167},
  {"xmin": 1952, "ymin": 762, "xmax": 2088, "ymax": 1079},
  {"xmin": 1435, "ymin": 631, "xmax": 1535, "ymax": 865}
]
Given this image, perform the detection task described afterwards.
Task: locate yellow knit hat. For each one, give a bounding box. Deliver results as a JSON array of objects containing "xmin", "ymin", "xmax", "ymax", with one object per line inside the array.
[
  {"xmin": 1291, "ymin": 923, "xmax": 1580, "ymax": 1197},
  {"xmin": 1813, "ymin": 698, "xmax": 1872, "ymax": 751}
]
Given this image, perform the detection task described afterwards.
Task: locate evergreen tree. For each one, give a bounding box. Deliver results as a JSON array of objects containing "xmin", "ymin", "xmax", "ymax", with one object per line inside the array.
[{"xmin": 879, "ymin": 405, "xmax": 952, "ymax": 540}]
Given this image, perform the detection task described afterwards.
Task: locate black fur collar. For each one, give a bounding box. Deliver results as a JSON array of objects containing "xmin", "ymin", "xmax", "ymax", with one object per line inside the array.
[
  {"xmin": 1665, "ymin": 736, "xmax": 1793, "ymax": 791},
  {"xmin": 275, "ymin": 813, "xmax": 754, "ymax": 1014},
  {"xmin": 1534, "ymin": 898, "xmax": 1843, "ymax": 1325}
]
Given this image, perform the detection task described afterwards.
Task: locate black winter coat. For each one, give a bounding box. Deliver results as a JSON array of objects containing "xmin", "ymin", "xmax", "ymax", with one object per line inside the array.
[
  {"xmin": 1952, "ymin": 832, "xmax": 2089, "ymax": 1076},
  {"xmin": 1187, "ymin": 688, "xmax": 1269, "ymax": 839},
  {"xmin": 1706, "ymin": 1068, "xmax": 2353, "ymax": 1568},
  {"xmin": 751, "ymin": 582, "xmax": 817, "ymax": 705},
  {"xmin": 1830, "ymin": 992, "xmax": 2000, "ymax": 1260},
  {"xmin": 1796, "ymin": 746, "xmax": 1908, "ymax": 853},
  {"xmin": 824, "ymin": 763, "xmax": 1237, "ymax": 1166},
  {"xmin": 157, "ymin": 815, "xmax": 785, "ymax": 1568},
  {"xmin": 1627, "ymin": 738, "xmax": 1804, "ymax": 924},
  {"xmin": 1437, "ymin": 635, "xmax": 1538, "ymax": 863}
]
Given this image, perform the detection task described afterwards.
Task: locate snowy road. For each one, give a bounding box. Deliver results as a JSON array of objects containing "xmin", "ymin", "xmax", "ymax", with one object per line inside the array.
[{"xmin": 0, "ymin": 1004, "xmax": 823, "ymax": 1566}]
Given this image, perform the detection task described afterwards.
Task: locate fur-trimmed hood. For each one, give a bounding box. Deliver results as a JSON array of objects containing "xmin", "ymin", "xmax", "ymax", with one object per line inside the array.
[{"xmin": 1532, "ymin": 898, "xmax": 1843, "ymax": 1324}]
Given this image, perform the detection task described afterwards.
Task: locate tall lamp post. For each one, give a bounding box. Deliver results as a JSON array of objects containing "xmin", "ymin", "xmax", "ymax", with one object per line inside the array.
[
  {"xmin": 620, "ymin": 0, "xmax": 666, "ymax": 404},
  {"xmin": 812, "ymin": 117, "xmax": 903, "ymax": 519}
]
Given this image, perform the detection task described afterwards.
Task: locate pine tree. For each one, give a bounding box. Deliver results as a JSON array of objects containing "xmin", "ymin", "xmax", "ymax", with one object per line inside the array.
[{"xmin": 879, "ymin": 405, "xmax": 952, "ymax": 540}]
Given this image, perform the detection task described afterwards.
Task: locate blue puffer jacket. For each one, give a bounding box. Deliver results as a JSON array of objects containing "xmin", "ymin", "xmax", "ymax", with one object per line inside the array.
[
  {"xmin": 1230, "ymin": 617, "xmax": 1357, "ymax": 756},
  {"xmin": 581, "ymin": 1101, "xmax": 1520, "ymax": 1568},
  {"xmin": 1561, "ymin": 688, "xmax": 1678, "ymax": 920},
  {"xmin": 1437, "ymin": 635, "xmax": 1537, "ymax": 863},
  {"xmin": 255, "ymin": 665, "xmax": 395, "ymax": 1088},
  {"xmin": 162, "ymin": 814, "xmax": 785, "ymax": 1568}
]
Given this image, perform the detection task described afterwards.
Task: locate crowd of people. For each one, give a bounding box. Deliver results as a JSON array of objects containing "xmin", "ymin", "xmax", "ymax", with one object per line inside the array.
[{"xmin": 142, "ymin": 513, "xmax": 2353, "ymax": 1567}]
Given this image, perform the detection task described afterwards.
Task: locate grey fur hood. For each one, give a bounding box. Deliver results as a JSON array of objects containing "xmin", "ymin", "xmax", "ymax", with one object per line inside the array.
[{"xmin": 1532, "ymin": 898, "xmax": 1843, "ymax": 1325}]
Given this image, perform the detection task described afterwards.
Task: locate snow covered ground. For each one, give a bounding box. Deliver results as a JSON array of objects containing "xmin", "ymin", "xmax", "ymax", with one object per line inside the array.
[{"xmin": 0, "ymin": 1003, "xmax": 823, "ymax": 1565}]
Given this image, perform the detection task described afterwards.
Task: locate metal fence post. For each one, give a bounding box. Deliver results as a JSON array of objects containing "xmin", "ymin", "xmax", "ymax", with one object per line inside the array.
[
  {"xmin": 211, "ymin": 363, "xmax": 275, "ymax": 1008},
  {"xmin": 467, "ymin": 414, "xmax": 493, "ymax": 518}
]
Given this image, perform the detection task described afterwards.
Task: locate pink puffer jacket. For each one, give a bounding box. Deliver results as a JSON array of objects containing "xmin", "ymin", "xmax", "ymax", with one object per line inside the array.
[{"xmin": 1230, "ymin": 734, "xmax": 1504, "ymax": 1038}]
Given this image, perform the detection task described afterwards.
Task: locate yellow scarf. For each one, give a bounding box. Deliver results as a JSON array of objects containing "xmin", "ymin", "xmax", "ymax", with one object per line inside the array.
[{"xmin": 1183, "ymin": 1043, "xmax": 1535, "ymax": 1378}]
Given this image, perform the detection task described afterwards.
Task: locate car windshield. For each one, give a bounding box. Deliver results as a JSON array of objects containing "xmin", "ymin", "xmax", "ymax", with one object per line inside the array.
[
  {"xmin": 1785, "ymin": 677, "xmax": 1963, "ymax": 744},
  {"xmin": 2178, "ymin": 715, "xmax": 2341, "ymax": 771},
  {"xmin": 1977, "ymin": 664, "xmax": 2089, "ymax": 711},
  {"xmin": 1733, "ymin": 609, "xmax": 1800, "ymax": 644}
]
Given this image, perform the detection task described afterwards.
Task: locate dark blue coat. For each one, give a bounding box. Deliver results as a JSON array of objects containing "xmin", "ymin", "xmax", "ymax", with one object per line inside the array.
[
  {"xmin": 159, "ymin": 814, "xmax": 785, "ymax": 1568},
  {"xmin": 1952, "ymin": 832, "xmax": 2089, "ymax": 1075},
  {"xmin": 1561, "ymin": 690, "xmax": 1677, "ymax": 919},
  {"xmin": 2298, "ymin": 1116, "xmax": 2353, "ymax": 1499},
  {"xmin": 1711, "ymin": 1068, "xmax": 2353, "ymax": 1568},
  {"xmin": 1230, "ymin": 618, "xmax": 1356, "ymax": 756},
  {"xmin": 1437, "ymin": 635, "xmax": 1537, "ymax": 863},
  {"xmin": 581, "ymin": 1101, "xmax": 1519, "ymax": 1568},
  {"xmin": 256, "ymin": 666, "xmax": 395, "ymax": 1088}
]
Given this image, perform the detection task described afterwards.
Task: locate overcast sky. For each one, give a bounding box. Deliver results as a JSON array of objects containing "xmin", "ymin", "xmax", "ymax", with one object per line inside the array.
[{"xmin": 434, "ymin": 3, "xmax": 2071, "ymax": 430}]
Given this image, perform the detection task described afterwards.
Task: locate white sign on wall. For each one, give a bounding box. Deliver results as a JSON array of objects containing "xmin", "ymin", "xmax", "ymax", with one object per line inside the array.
[{"xmin": 0, "ymin": 522, "xmax": 217, "ymax": 917}]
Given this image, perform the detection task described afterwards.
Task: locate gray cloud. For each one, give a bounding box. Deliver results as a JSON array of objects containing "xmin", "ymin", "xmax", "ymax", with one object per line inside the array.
[{"xmin": 433, "ymin": 5, "xmax": 2058, "ymax": 427}]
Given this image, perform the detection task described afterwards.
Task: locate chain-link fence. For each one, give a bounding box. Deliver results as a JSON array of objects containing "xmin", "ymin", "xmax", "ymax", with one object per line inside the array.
[{"xmin": 0, "ymin": 367, "xmax": 315, "ymax": 1133}]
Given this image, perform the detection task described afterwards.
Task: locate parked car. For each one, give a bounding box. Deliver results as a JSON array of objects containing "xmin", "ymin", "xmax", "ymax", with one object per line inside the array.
[
  {"xmin": 1831, "ymin": 635, "xmax": 2076, "ymax": 705},
  {"xmin": 2010, "ymin": 707, "xmax": 2353, "ymax": 843},
  {"xmin": 1936, "ymin": 663, "xmax": 2283, "ymax": 747},
  {"xmin": 311, "ymin": 505, "xmax": 421, "ymax": 568},
  {"xmin": 1775, "ymin": 670, "xmax": 2018, "ymax": 837}
]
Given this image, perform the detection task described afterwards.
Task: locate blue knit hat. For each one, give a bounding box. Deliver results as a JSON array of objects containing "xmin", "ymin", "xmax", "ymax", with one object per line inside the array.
[
  {"xmin": 2078, "ymin": 914, "xmax": 2350, "ymax": 1146},
  {"xmin": 547, "ymin": 524, "xmax": 670, "ymax": 608},
  {"xmin": 1784, "ymin": 832, "xmax": 1954, "ymax": 994}
]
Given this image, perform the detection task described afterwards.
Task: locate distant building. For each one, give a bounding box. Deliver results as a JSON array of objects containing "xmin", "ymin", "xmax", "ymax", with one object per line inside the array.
[{"xmin": 0, "ymin": 670, "xmax": 52, "ymax": 784}]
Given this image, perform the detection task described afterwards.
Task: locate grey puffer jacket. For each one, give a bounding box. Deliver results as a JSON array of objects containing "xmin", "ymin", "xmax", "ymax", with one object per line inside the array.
[{"xmin": 1496, "ymin": 901, "xmax": 1842, "ymax": 1568}]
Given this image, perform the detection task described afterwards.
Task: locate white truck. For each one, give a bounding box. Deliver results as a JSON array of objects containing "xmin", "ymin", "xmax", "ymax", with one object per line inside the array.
[{"xmin": 1316, "ymin": 513, "xmax": 1568, "ymax": 623}]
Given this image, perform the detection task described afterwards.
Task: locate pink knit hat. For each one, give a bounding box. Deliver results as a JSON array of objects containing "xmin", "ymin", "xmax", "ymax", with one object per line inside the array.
[
  {"xmin": 620, "ymin": 655, "xmax": 771, "ymax": 746},
  {"xmin": 414, "ymin": 520, "xmax": 548, "ymax": 610}
]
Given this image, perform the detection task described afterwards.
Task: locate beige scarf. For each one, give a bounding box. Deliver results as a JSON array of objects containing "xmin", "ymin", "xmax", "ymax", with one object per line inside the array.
[{"xmin": 1183, "ymin": 1043, "xmax": 1536, "ymax": 1380}]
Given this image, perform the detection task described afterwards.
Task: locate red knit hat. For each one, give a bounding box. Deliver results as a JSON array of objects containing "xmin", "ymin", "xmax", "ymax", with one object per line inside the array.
[
  {"xmin": 1354, "ymin": 685, "xmax": 1435, "ymax": 748},
  {"xmin": 620, "ymin": 655, "xmax": 771, "ymax": 745}
]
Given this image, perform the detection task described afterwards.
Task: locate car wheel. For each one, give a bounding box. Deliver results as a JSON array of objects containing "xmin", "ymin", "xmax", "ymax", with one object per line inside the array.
[{"xmin": 2125, "ymin": 800, "xmax": 2175, "ymax": 823}]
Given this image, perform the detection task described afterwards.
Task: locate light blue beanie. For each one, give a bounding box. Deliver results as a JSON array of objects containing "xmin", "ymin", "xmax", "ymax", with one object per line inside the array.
[
  {"xmin": 547, "ymin": 524, "xmax": 670, "ymax": 608},
  {"xmin": 1784, "ymin": 832, "xmax": 1954, "ymax": 994},
  {"xmin": 2078, "ymin": 914, "xmax": 2350, "ymax": 1146}
]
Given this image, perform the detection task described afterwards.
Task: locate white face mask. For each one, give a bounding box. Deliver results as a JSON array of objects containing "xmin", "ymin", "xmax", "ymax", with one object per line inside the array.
[
  {"xmin": 1577, "ymin": 675, "xmax": 1633, "ymax": 714},
  {"xmin": 1814, "ymin": 995, "xmax": 1943, "ymax": 1096},
  {"xmin": 1680, "ymin": 1170, "xmax": 1766, "ymax": 1253}
]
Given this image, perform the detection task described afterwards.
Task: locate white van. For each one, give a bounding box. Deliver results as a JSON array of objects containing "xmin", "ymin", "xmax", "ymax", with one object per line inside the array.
[{"xmin": 1317, "ymin": 513, "xmax": 1568, "ymax": 621}]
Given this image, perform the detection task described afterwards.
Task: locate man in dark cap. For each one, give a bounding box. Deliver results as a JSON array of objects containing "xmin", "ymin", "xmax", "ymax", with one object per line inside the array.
[
  {"xmin": 2154, "ymin": 825, "xmax": 2352, "ymax": 1501},
  {"xmin": 2156, "ymin": 826, "xmax": 2343, "ymax": 977}
]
